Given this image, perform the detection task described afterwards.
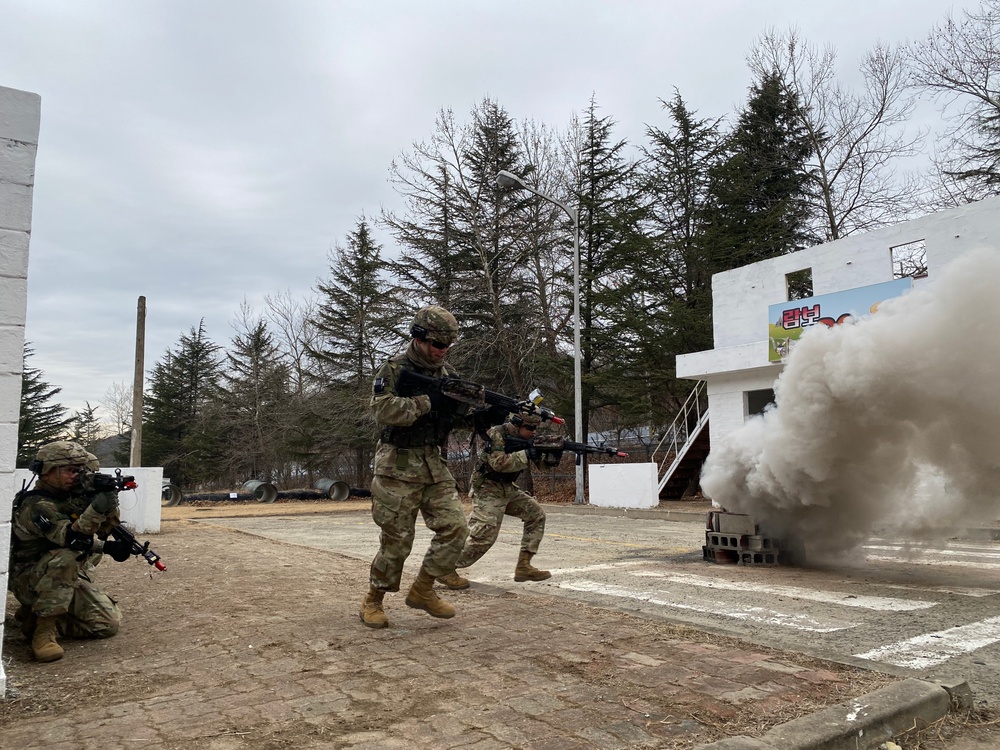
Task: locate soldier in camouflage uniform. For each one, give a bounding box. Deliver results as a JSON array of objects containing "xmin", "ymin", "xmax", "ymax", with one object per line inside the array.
[
  {"xmin": 9, "ymin": 441, "xmax": 133, "ymax": 662},
  {"xmin": 360, "ymin": 305, "xmax": 470, "ymax": 628},
  {"xmin": 437, "ymin": 412, "xmax": 552, "ymax": 589}
]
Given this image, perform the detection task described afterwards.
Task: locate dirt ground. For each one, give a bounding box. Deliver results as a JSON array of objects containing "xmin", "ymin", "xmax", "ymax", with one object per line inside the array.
[{"xmin": 2, "ymin": 499, "xmax": 998, "ymax": 749}]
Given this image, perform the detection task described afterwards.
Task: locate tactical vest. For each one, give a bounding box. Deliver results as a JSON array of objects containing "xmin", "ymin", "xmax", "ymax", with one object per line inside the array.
[
  {"xmin": 474, "ymin": 425, "xmax": 521, "ymax": 484},
  {"xmin": 380, "ymin": 355, "xmax": 459, "ymax": 448},
  {"xmin": 10, "ymin": 487, "xmax": 70, "ymax": 563}
]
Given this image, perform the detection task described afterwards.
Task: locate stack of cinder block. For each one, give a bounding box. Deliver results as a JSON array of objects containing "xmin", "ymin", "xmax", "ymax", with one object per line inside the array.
[{"xmin": 703, "ymin": 511, "xmax": 786, "ymax": 565}]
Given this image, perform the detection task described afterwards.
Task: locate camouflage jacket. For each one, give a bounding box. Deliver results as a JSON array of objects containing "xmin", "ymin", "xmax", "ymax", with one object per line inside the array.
[
  {"xmin": 370, "ymin": 352, "xmax": 470, "ymax": 483},
  {"xmin": 474, "ymin": 423, "xmax": 532, "ymax": 485},
  {"xmin": 10, "ymin": 483, "xmax": 117, "ymax": 566}
]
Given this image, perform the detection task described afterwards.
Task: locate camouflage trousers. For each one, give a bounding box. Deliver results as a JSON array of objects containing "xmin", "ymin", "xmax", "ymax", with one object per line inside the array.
[
  {"xmin": 457, "ymin": 481, "xmax": 546, "ymax": 569},
  {"xmin": 368, "ymin": 474, "xmax": 469, "ymax": 591},
  {"xmin": 9, "ymin": 549, "xmax": 121, "ymax": 639}
]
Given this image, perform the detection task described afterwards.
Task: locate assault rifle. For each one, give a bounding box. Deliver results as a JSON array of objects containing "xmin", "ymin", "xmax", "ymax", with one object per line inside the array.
[
  {"xmin": 111, "ymin": 524, "xmax": 167, "ymax": 572},
  {"xmin": 395, "ymin": 369, "xmax": 564, "ymax": 426},
  {"xmin": 75, "ymin": 469, "xmax": 166, "ymax": 572},
  {"xmin": 504, "ymin": 434, "xmax": 629, "ymax": 464}
]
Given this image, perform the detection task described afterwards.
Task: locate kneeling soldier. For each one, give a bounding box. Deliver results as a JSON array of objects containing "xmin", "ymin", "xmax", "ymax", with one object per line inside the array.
[{"xmin": 9, "ymin": 441, "xmax": 132, "ymax": 662}]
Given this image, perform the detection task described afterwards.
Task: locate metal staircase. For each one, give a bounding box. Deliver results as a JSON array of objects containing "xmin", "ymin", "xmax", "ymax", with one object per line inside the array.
[{"xmin": 650, "ymin": 381, "xmax": 710, "ymax": 499}]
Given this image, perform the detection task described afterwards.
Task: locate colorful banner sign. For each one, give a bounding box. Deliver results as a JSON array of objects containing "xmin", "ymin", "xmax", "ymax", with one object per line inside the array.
[{"xmin": 768, "ymin": 277, "xmax": 912, "ymax": 362}]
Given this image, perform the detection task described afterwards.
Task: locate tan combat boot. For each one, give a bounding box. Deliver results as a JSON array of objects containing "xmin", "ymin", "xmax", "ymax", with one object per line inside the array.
[
  {"xmin": 514, "ymin": 551, "xmax": 551, "ymax": 582},
  {"xmin": 405, "ymin": 567, "xmax": 456, "ymax": 618},
  {"xmin": 360, "ymin": 587, "xmax": 389, "ymax": 629},
  {"xmin": 436, "ymin": 571, "xmax": 470, "ymax": 590},
  {"xmin": 31, "ymin": 615, "xmax": 64, "ymax": 663}
]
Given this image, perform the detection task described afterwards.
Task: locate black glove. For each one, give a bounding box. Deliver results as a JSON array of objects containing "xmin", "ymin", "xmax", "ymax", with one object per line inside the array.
[
  {"xmin": 65, "ymin": 527, "xmax": 95, "ymax": 553},
  {"xmin": 525, "ymin": 445, "xmax": 541, "ymax": 461},
  {"xmin": 427, "ymin": 389, "xmax": 450, "ymax": 413},
  {"xmin": 102, "ymin": 539, "xmax": 132, "ymax": 563}
]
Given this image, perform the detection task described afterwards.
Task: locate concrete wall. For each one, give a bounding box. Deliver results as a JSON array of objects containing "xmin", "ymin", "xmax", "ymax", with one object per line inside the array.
[
  {"xmin": 676, "ymin": 196, "xmax": 1000, "ymax": 449},
  {"xmin": 1, "ymin": 84, "xmax": 42, "ymax": 698}
]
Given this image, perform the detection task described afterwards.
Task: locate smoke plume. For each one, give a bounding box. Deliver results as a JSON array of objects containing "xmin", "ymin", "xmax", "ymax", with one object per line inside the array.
[{"xmin": 700, "ymin": 248, "xmax": 1000, "ymax": 557}]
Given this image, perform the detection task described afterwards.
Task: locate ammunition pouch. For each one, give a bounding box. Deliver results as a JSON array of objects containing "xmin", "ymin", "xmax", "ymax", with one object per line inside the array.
[{"xmin": 476, "ymin": 463, "xmax": 521, "ymax": 484}]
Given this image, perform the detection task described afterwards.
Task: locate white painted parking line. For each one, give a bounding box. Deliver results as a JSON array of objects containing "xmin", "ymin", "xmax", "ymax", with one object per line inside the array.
[
  {"xmin": 629, "ymin": 571, "xmax": 935, "ymax": 611},
  {"xmin": 880, "ymin": 583, "xmax": 1000, "ymax": 598},
  {"xmin": 854, "ymin": 616, "xmax": 1000, "ymax": 669},
  {"xmin": 866, "ymin": 543, "xmax": 1000, "ymax": 560},
  {"xmin": 866, "ymin": 554, "xmax": 1000, "ymax": 571},
  {"xmin": 550, "ymin": 562, "xmax": 645, "ymax": 575},
  {"xmin": 557, "ymin": 579, "xmax": 854, "ymax": 633}
]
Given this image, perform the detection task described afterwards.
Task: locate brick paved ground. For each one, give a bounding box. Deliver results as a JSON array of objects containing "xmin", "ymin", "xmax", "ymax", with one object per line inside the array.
[{"xmin": 0, "ymin": 515, "xmax": 898, "ymax": 750}]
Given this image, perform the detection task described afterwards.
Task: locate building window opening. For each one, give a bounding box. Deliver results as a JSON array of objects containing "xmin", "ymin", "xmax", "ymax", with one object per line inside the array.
[
  {"xmin": 785, "ymin": 268, "xmax": 813, "ymax": 301},
  {"xmin": 891, "ymin": 240, "xmax": 927, "ymax": 279},
  {"xmin": 746, "ymin": 389, "xmax": 776, "ymax": 417}
]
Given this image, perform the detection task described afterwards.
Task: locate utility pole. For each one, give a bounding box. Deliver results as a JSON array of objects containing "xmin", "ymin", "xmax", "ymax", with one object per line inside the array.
[{"xmin": 129, "ymin": 296, "xmax": 145, "ymax": 467}]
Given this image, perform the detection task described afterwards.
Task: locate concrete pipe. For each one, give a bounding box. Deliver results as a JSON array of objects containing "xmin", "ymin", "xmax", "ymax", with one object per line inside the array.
[
  {"xmin": 315, "ymin": 478, "xmax": 351, "ymax": 501},
  {"xmin": 161, "ymin": 483, "xmax": 183, "ymax": 507},
  {"xmin": 241, "ymin": 479, "xmax": 278, "ymax": 504}
]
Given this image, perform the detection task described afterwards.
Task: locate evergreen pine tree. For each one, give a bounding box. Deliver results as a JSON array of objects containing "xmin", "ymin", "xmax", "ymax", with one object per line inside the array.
[
  {"xmin": 217, "ymin": 309, "xmax": 291, "ymax": 485},
  {"xmin": 17, "ymin": 343, "xmax": 72, "ymax": 466},
  {"xmin": 308, "ymin": 216, "xmax": 401, "ymax": 485},
  {"xmin": 142, "ymin": 321, "xmax": 222, "ymax": 488},
  {"xmin": 704, "ymin": 72, "xmax": 817, "ymax": 268}
]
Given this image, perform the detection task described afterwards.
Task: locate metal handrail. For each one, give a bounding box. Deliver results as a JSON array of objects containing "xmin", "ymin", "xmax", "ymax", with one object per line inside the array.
[{"xmin": 650, "ymin": 380, "xmax": 709, "ymax": 491}]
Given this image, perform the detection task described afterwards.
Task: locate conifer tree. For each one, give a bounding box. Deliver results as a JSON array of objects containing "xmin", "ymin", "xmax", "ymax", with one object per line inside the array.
[
  {"xmin": 703, "ymin": 72, "xmax": 817, "ymax": 268},
  {"xmin": 17, "ymin": 343, "xmax": 71, "ymax": 466},
  {"xmin": 217, "ymin": 307, "xmax": 291, "ymax": 484},
  {"xmin": 563, "ymin": 97, "xmax": 646, "ymax": 438},
  {"xmin": 142, "ymin": 321, "xmax": 222, "ymax": 488},
  {"xmin": 308, "ymin": 216, "xmax": 401, "ymax": 485}
]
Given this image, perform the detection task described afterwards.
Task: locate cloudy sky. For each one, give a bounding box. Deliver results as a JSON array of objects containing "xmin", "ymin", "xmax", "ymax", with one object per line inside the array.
[{"xmin": 0, "ymin": 0, "xmax": 979, "ymax": 420}]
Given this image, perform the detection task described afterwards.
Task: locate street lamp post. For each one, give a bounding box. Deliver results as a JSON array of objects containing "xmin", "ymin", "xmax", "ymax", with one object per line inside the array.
[{"xmin": 496, "ymin": 170, "xmax": 585, "ymax": 504}]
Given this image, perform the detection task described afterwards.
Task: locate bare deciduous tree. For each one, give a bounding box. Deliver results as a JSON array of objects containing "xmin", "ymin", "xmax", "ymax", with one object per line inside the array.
[
  {"xmin": 749, "ymin": 28, "xmax": 926, "ymax": 240},
  {"xmin": 102, "ymin": 380, "xmax": 133, "ymax": 436},
  {"xmin": 908, "ymin": 1, "xmax": 1000, "ymax": 203}
]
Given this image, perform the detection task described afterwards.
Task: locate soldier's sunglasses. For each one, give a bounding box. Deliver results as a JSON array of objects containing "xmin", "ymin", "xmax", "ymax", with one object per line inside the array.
[
  {"xmin": 429, "ymin": 340, "xmax": 451, "ymax": 350},
  {"xmin": 522, "ymin": 424, "xmax": 537, "ymax": 431}
]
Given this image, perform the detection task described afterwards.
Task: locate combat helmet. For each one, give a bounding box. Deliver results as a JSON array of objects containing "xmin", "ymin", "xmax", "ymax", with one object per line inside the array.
[
  {"xmin": 33, "ymin": 441, "xmax": 90, "ymax": 476},
  {"xmin": 410, "ymin": 305, "xmax": 459, "ymax": 346},
  {"xmin": 510, "ymin": 412, "xmax": 542, "ymax": 428}
]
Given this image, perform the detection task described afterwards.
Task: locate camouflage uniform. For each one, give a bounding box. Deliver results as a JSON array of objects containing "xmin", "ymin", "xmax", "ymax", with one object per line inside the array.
[
  {"xmin": 459, "ymin": 421, "xmax": 547, "ymax": 566},
  {"xmin": 9, "ymin": 442, "xmax": 126, "ymax": 659},
  {"xmin": 361, "ymin": 305, "xmax": 469, "ymax": 627}
]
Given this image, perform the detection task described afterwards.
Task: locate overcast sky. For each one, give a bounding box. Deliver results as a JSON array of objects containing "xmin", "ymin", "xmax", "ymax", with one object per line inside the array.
[{"xmin": 0, "ymin": 0, "xmax": 979, "ymax": 421}]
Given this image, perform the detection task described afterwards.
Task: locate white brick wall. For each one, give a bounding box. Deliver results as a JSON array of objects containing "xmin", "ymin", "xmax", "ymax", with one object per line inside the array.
[
  {"xmin": 677, "ymin": 197, "xmax": 1000, "ymax": 446},
  {"xmin": 0, "ymin": 84, "xmax": 41, "ymax": 698}
]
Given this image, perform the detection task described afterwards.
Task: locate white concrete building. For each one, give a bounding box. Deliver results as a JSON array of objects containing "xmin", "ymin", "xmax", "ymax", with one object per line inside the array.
[
  {"xmin": 676, "ymin": 197, "xmax": 1000, "ymax": 450},
  {"xmin": 1, "ymin": 84, "xmax": 42, "ymax": 697}
]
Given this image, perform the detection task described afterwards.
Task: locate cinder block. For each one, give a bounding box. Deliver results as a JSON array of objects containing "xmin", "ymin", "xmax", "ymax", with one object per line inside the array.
[
  {"xmin": 746, "ymin": 535, "xmax": 778, "ymax": 552},
  {"xmin": 0, "ymin": 471, "xmax": 15, "ymax": 520},
  {"xmin": 0, "ymin": 138, "xmax": 38, "ymax": 185},
  {"xmin": 0, "ymin": 277, "xmax": 28, "ymax": 322},
  {"xmin": 716, "ymin": 512, "xmax": 756, "ymax": 536},
  {"xmin": 740, "ymin": 550, "xmax": 781, "ymax": 566},
  {"xmin": 706, "ymin": 531, "xmax": 742, "ymax": 549},
  {"xmin": 0, "ymin": 86, "xmax": 42, "ymax": 144},
  {"xmin": 0, "ymin": 229, "xmax": 30, "ymax": 278},
  {"xmin": 0, "ymin": 182, "xmax": 34, "ymax": 233},
  {"xmin": 0, "ymin": 522, "xmax": 9, "ymax": 576},
  {"xmin": 0, "ymin": 423, "xmax": 18, "ymax": 473},
  {"xmin": 0, "ymin": 328, "xmax": 24, "ymax": 386},
  {"xmin": 703, "ymin": 545, "xmax": 739, "ymax": 564}
]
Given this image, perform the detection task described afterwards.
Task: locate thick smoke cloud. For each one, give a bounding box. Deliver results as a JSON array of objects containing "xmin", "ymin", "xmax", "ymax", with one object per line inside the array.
[{"xmin": 700, "ymin": 248, "xmax": 1000, "ymax": 557}]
